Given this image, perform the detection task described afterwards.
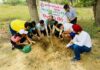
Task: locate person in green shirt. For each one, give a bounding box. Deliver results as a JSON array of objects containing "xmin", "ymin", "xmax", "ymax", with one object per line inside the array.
[{"xmin": 46, "ymin": 15, "xmax": 56, "ymax": 35}]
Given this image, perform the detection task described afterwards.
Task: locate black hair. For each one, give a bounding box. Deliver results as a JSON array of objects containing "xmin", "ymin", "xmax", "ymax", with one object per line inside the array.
[
  {"xmin": 54, "ymin": 21, "xmax": 58, "ymax": 25},
  {"xmin": 63, "ymin": 4, "xmax": 69, "ymax": 9},
  {"xmin": 24, "ymin": 22, "xmax": 30, "ymax": 28},
  {"xmin": 39, "ymin": 20, "xmax": 44, "ymax": 24},
  {"xmin": 30, "ymin": 21, "xmax": 36, "ymax": 28},
  {"xmin": 14, "ymin": 33, "xmax": 22, "ymax": 38},
  {"xmin": 57, "ymin": 24, "xmax": 63, "ymax": 29}
]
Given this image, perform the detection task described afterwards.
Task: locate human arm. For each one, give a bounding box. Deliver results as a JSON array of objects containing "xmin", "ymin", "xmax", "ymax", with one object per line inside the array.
[{"xmin": 72, "ymin": 33, "xmax": 87, "ymax": 46}]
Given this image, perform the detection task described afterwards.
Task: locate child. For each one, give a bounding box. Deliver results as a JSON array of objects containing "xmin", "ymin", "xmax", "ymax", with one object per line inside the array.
[
  {"xmin": 36, "ymin": 20, "xmax": 48, "ymax": 37},
  {"xmin": 46, "ymin": 15, "xmax": 56, "ymax": 35},
  {"xmin": 10, "ymin": 29, "xmax": 35, "ymax": 50},
  {"xmin": 28, "ymin": 21, "xmax": 37, "ymax": 38},
  {"xmin": 52, "ymin": 21, "xmax": 62, "ymax": 38}
]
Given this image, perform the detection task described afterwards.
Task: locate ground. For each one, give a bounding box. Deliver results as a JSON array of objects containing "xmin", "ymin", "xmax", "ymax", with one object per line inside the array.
[{"xmin": 0, "ymin": 5, "xmax": 100, "ymax": 70}]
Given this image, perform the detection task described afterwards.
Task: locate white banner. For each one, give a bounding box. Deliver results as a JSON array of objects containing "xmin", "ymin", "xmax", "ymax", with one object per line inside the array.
[{"xmin": 39, "ymin": 1, "xmax": 68, "ymax": 24}]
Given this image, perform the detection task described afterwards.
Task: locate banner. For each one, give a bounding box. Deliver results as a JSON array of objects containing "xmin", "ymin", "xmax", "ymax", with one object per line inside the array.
[{"xmin": 39, "ymin": 1, "xmax": 68, "ymax": 24}]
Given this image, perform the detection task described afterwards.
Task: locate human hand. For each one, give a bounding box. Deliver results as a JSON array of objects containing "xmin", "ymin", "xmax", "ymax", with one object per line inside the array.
[
  {"xmin": 23, "ymin": 43, "xmax": 29, "ymax": 45},
  {"xmin": 30, "ymin": 41, "xmax": 36, "ymax": 44},
  {"xmin": 70, "ymin": 40, "xmax": 73, "ymax": 44}
]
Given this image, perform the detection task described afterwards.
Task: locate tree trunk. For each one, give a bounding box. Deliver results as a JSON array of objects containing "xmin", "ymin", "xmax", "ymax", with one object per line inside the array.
[
  {"xmin": 26, "ymin": 0, "xmax": 39, "ymax": 22},
  {"xmin": 93, "ymin": 0, "xmax": 100, "ymax": 26}
]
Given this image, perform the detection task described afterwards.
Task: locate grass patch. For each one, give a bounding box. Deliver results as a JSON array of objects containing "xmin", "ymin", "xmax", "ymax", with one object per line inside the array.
[
  {"xmin": 0, "ymin": 5, "xmax": 30, "ymax": 21},
  {"xmin": 0, "ymin": 5, "xmax": 99, "ymax": 39}
]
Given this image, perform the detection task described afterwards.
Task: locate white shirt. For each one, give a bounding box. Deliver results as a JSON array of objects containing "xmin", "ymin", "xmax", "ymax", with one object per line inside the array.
[
  {"xmin": 65, "ymin": 7, "xmax": 77, "ymax": 21},
  {"xmin": 67, "ymin": 31, "xmax": 92, "ymax": 48},
  {"xmin": 63, "ymin": 23, "xmax": 73, "ymax": 32},
  {"xmin": 36, "ymin": 23, "xmax": 47, "ymax": 31}
]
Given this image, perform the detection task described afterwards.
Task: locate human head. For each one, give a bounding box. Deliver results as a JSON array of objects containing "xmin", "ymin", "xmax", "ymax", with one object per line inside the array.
[
  {"xmin": 39, "ymin": 20, "xmax": 44, "ymax": 26},
  {"xmin": 24, "ymin": 22, "xmax": 31, "ymax": 30},
  {"xmin": 63, "ymin": 4, "xmax": 70, "ymax": 12},
  {"xmin": 57, "ymin": 24, "xmax": 63, "ymax": 29},
  {"xmin": 30, "ymin": 21, "xmax": 36, "ymax": 27},
  {"xmin": 72, "ymin": 24, "xmax": 83, "ymax": 34},
  {"xmin": 54, "ymin": 21, "xmax": 58, "ymax": 26},
  {"xmin": 48, "ymin": 15, "xmax": 53, "ymax": 21},
  {"xmin": 15, "ymin": 33, "xmax": 22, "ymax": 37}
]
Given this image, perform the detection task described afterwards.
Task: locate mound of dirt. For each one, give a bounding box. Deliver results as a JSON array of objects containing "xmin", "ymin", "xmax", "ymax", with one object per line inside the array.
[{"xmin": 0, "ymin": 36, "xmax": 100, "ymax": 70}]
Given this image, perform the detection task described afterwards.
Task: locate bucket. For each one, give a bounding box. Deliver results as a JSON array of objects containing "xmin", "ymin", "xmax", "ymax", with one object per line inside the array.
[{"xmin": 22, "ymin": 44, "xmax": 31, "ymax": 53}]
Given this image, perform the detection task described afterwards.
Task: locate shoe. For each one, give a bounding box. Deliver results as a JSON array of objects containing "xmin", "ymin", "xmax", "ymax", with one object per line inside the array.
[
  {"xmin": 12, "ymin": 46, "xmax": 15, "ymax": 50},
  {"xmin": 71, "ymin": 58, "xmax": 80, "ymax": 62}
]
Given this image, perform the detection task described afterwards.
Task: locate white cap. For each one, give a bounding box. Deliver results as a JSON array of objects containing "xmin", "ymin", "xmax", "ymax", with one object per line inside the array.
[{"xmin": 19, "ymin": 29, "xmax": 28, "ymax": 34}]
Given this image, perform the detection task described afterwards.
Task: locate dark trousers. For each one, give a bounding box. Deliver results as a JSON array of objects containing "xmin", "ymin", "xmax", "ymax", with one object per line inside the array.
[
  {"xmin": 28, "ymin": 29, "xmax": 38, "ymax": 39},
  {"xmin": 37, "ymin": 30, "xmax": 47, "ymax": 36},
  {"xmin": 70, "ymin": 44, "xmax": 91, "ymax": 60},
  {"xmin": 54, "ymin": 30, "xmax": 60, "ymax": 37},
  {"xmin": 9, "ymin": 25, "xmax": 17, "ymax": 35},
  {"xmin": 70, "ymin": 32, "xmax": 76, "ymax": 39},
  {"xmin": 41, "ymin": 30, "xmax": 46, "ymax": 36},
  {"xmin": 47, "ymin": 26, "xmax": 50, "ymax": 35},
  {"xmin": 70, "ymin": 17, "xmax": 77, "ymax": 24},
  {"xmin": 11, "ymin": 40, "xmax": 24, "ymax": 49},
  {"xmin": 47, "ymin": 25, "xmax": 53, "ymax": 35}
]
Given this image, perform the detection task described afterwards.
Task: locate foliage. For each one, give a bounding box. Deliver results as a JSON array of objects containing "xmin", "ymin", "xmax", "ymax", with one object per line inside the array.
[
  {"xmin": 2, "ymin": 0, "xmax": 95, "ymax": 7},
  {"xmin": 0, "ymin": 5, "xmax": 30, "ymax": 21},
  {"xmin": 3, "ymin": 0, "xmax": 26, "ymax": 5},
  {"xmin": 78, "ymin": 0, "xmax": 95, "ymax": 7},
  {"xmin": 50, "ymin": 0, "xmax": 94, "ymax": 7}
]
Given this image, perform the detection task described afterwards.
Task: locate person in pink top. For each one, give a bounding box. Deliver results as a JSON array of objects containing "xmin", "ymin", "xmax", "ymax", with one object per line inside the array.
[{"xmin": 10, "ymin": 29, "xmax": 35, "ymax": 50}]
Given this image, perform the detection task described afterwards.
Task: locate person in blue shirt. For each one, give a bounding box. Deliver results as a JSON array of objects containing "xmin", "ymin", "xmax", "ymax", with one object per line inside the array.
[{"xmin": 63, "ymin": 4, "xmax": 77, "ymax": 24}]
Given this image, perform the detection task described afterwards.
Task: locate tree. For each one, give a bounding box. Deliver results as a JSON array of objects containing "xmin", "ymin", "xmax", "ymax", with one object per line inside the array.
[
  {"xmin": 26, "ymin": 0, "xmax": 51, "ymax": 22},
  {"xmin": 4, "ymin": 0, "xmax": 21, "ymax": 5},
  {"xmin": 26, "ymin": 0, "xmax": 39, "ymax": 22},
  {"xmin": 93, "ymin": 0, "xmax": 100, "ymax": 26},
  {"xmin": 79, "ymin": 0, "xmax": 94, "ymax": 7}
]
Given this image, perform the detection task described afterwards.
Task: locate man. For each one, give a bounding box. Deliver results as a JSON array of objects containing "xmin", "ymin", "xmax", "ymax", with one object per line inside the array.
[
  {"xmin": 63, "ymin": 4, "xmax": 77, "ymax": 24},
  {"xmin": 36, "ymin": 20, "xmax": 48, "ymax": 37},
  {"xmin": 66, "ymin": 24, "xmax": 92, "ymax": 61},
  {"xmin": 9, "ymin": 19, "xmax": 35, "ymax": 44},
  {"xmin": 46, "ymin": 15, "xmax": 56, "ymax": 35}
]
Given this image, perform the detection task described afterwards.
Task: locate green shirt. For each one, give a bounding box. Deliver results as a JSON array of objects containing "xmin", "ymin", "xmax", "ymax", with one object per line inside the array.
[{"xmin": 46, "ymin": 19, "xmax": 56, "ymax": 29}]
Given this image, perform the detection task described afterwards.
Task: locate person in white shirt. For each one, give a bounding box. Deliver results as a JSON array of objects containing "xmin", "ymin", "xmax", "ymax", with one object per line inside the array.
[
  {"xmin": 36, "ymin": 20, "xmax": 48, "ymax": 37},
  {"xmin": 63, "ymin": 4, "xmax": 77, "ymax": 24},
  {"xmin": 58, "ymin": 23, "xmax": 76, "ymax": 40},
  {"xmin": 66, "ymin": 24, "xmax": 92, "ymax": 61}
]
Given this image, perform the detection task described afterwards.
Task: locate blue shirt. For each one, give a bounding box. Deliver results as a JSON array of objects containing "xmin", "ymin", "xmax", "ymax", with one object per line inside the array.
[{"xmin": 65, "ymin": 7, "xmax": 77, "ymax": 21}]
